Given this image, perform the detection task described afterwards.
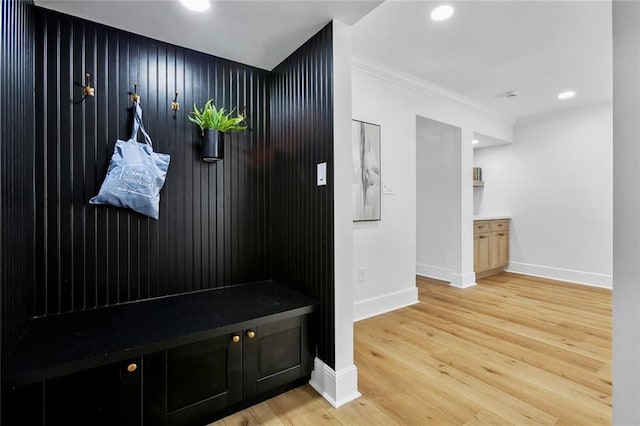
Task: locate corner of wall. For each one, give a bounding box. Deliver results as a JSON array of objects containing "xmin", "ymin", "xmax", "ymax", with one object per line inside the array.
[
  {"xmin": 309, "ymin": 357, "xmax": 361, "ymax": 408},
  {"xmin": 329, "ymin": 18, "xmax": 360, "ymax": 404}
]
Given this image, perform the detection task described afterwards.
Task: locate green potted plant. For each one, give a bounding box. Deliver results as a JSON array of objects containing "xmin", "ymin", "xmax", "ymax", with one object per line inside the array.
[{"xmin": 187, "ymin": 99, "xmax": 247, "ymax": 162}]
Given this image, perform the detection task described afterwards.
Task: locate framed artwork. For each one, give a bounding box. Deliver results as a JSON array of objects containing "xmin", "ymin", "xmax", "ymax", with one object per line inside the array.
[{"xmin": 352, "ymin": 120, "xmax": 381, "ymax": 221}]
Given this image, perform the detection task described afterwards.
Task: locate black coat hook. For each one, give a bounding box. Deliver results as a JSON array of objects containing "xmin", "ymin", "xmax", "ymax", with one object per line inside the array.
[
  {"xmin": 73, "ymin": 72, "xmax": 95, "ymax": 104},
  {"xmin": 171, "ymin": 92, "xmax": 180, "ymax": 111},
  {"xmin": 129, "ymin": 83, "xmax": 140, "ymax": 104}
]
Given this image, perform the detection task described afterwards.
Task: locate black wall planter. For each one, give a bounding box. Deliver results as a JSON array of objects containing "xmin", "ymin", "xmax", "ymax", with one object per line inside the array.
[{"xmin": 202, "ymin": 130, "xmax": 224, "ymax": 162}]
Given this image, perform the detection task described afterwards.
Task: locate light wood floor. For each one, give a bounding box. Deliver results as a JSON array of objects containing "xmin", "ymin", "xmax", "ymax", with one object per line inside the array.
[{"xmin": 212, "ymin": 272, "xmax": 612, "ymax": 425}]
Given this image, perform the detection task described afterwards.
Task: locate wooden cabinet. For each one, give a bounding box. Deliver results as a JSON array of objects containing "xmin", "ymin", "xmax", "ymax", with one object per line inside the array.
[
  {"xmin": 474, "ymin": 232, "xmax": 492, "ymax": 272},
  {"xmin": 474, "ymin": 219, "xmax": 510, "ymax": 278}
]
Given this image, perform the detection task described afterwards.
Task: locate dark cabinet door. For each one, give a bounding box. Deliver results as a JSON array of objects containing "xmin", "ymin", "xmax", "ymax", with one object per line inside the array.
[
  {"xmin": 242, "ymin": 315, "xmax": 312, "ymax": 398},
  {"xmin": 145, "ymin": 333, "xmax": 242, "ymax": 426},
  {"xmin": 45, "ymin": 357, "xmax": 142, "ymax": 426},
  {"xmin": 3, "ymin": 381, "xmax": 44, "ymax": 426}
]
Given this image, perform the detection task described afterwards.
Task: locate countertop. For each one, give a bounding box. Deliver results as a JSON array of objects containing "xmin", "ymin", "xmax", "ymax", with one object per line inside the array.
[{"xmin": 474, "ymin": 216, "xmax": 511, "ymax": 221}]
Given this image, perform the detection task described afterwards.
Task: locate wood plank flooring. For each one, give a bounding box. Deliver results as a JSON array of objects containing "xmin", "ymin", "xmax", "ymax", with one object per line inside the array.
[{"xmin": 211, "ymin": 272, "xmax": 612, "ymax": 425}]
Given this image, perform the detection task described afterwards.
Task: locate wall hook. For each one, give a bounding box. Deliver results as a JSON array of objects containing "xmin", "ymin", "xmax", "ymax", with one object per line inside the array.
[
  {"xmin": 129, "ymin": 83, "xmax": 140, "ymax": 104},
  {"xmin": 171, "ymin": 92, "xmax": 180, "ymax": 111},
  {"xmin": 83, "ymin": 73, "xmax": 95, "ymax": 97}
]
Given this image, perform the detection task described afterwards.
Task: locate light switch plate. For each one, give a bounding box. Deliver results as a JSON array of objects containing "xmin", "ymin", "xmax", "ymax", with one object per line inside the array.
[
  {"xmin": 317, "ymin": 162, "xmax": 327, "ymax": 186},
  {"xmin": 383, "ymin": 183, "xmax": 394, "ymax": 195}
]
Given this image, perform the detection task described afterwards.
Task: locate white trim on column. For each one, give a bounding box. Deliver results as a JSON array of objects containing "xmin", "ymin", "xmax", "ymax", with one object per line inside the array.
[
  {"xmin": 449, "ymin": 271, "xmax": 477, "ymax": 288},
  {"xmin": 309, "ymin": 357, "xmax": 361, "ymax": 408}
]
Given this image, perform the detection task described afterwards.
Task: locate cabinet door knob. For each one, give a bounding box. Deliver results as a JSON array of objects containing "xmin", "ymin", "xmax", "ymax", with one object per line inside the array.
[
  {"xmin": 232, "ymin": 335, "xmax": 240, "ymax": 343},
  {"xmin": 246, "ymin": 330, "xmax": 256, "ymax": 339},
  {"xmin": 127, "ymin": 363, "xmax": 137, "ymax": 373}
]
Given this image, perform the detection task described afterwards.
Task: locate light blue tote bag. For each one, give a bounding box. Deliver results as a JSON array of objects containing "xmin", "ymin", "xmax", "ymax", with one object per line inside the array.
[{"xmin": 90, "ymin": 102, "xmax": 170, "ymax": 219}]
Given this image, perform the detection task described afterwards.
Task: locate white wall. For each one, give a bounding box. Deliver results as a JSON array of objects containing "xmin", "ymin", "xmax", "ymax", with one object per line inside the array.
[
  {"xmin": 416, "ymin": 118, "xmax": 461, "ymax": 281},
  {"xmin": 352, "ymin": 55, "xmax": 513, "ymax": 319},
  {"xmin": 474, "ymin": 101, "xmax": 613, "ymax": 288},
  {"xmin": 612, "ymin": 1, "xmax": 640, "ymax": 422}
]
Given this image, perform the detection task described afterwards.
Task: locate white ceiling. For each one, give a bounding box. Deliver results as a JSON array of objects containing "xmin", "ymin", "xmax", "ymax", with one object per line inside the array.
[
  {"xmin": 352, "ymin": 0, "xmax": 613, "ymax": 120},
  {"xmin": 33, "ymin": 0, "xmax": 612, "ymax": 120},
  {"xmin": 33, "ymin": 0, "xmax": 382, "ymax": 70}
]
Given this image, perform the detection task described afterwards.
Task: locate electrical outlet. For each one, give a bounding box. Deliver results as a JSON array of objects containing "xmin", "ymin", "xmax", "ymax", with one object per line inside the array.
[{"xmin": 358, "ymin": 267, "xmax": 367, "ymax": 282}]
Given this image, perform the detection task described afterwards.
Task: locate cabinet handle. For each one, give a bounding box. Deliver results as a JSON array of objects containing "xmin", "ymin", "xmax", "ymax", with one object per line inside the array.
[
  {"xmin": 246, "ymin": 330, "xmax": 256, "ymax": 339},
  {"xmin": 127, "ymin": 363, "xmax": 137, "ymax": 373},
  {"xmin": 498, "ymin": 233, "xmax": 505, "ymax": 237},
  {"xmin": 232, "ymin": 335, "xmax": 240, "ymax": 343},
  {"xmin": 479, "ymin": 235, "xmax": 487, "ymax": 239},
  {"xmin": 497, "ymin": 224, "xmax": 503, "ymax": 227},
  {"xmin": 478, "ymin": 226, "xmax": 485, "ymax": 229}
]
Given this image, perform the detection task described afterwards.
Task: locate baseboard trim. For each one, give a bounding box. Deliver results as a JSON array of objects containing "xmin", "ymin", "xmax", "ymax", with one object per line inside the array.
[
  {"xmin": 506, "ymin": 262, "xmax": 612, "ymax": 289},
  {"xmin": 353, "ymin": 287, "xmax": 419, "ymax": 322},
  {"xmin": 449, "ymin": 271, "xmax": 477, "ymax": 288},
  {"xmin": 416, "ymin": 263, "xmax": 451, "ymax": 282},
  {"xmin": 416, "ymin": 264, "xmax": 477, "ymax": 289},
  {"xmin": 309, "ymin": 358, "xmax": 361, "ymax": 408}
]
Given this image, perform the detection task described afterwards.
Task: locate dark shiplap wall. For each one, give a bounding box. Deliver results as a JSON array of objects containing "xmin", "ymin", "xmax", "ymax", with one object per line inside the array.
[
  {"xmin": 270, "ymin": 24, "xmax": 335, "ymax": 368},
  {"xmin": 30, "ymin": 8, "xmax": 271, "ymax": 317},
  {"xmin": 2, "ymin": 3, "xmax": 337, "ymax": 373},
  {"xmin": 0, "ymin": 0, "xmax": 36, "ymax": 363}
]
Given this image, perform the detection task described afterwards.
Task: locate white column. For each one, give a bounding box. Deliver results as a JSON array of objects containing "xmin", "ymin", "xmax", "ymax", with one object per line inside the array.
[
  {"xmin": 309, "ymin": 19, "xmax": 360, "ymax": 408},
  {"xmin": 450, "ymin": 127, "xmax": 476, "ymax": 288},
  {"xmin": 613, "ymin": 2, "xmax": 640, "ymax": 423}
]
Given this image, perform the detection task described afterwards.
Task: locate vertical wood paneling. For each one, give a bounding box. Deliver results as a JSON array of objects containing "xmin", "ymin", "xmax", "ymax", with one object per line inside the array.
[
  {"xmin": 270, "ymin": 24, "xmax": 335, "ymax": 368},
  {"xmin": 2, "ymin": 3, "xmax": 335, "ymax": 377},
  {"xmin": 1, "ymin": 0, "xmax": 36, "ymax": 366},
  {"xmin": 9, "ymin": 7, "xmax": 270, "ymax": 320}
]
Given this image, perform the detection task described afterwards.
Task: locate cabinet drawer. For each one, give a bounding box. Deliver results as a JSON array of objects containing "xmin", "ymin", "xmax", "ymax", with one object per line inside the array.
[
  {"xmin": 491, "ymin": 220, "xmax": 509, "ymax": 231},
  {"xmin": 474, "ymin": 221, "xmax": 491, "ymax": 234}
]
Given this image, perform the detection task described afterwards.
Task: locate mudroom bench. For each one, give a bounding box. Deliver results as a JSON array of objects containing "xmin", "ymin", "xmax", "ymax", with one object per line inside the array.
[{"xmin": 2, "ymin": 281, "xmax": 318, "ymax": 426}]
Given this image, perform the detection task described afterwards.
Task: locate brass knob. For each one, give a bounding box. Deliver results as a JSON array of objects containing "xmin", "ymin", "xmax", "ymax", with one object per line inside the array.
[
  {"xmin": 246, "ymin": 330, "xmax": 256, "ymax": 339},
  {"xmin": 127, "ymin": 363, "xmax": 137, "ymax": 373},
  {"xmin": 232, "ymin": 335, "xmax": 240, "ymax": 343}
]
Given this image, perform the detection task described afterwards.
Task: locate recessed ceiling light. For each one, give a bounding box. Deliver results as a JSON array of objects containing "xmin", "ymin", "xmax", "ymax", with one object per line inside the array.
[
  {"xmin": 431, "ymin": 5, "xmax": 454, "ymax": 21},
  {"xmin": 472, "ymin": 139, "xmax": 479, "ymax": 145},
  {"xmin": 558, "ymin": 91, "xmax": 576, "ymax": 100},
  {"xmin": 180, "ymin": 0, "xmax": 210, "ymax": 12}
]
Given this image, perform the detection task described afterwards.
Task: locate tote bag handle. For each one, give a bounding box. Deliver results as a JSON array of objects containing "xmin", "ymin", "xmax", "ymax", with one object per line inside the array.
[{"xmin": 130, "ymin": 101, "xmax": 153, "ymax": 147}]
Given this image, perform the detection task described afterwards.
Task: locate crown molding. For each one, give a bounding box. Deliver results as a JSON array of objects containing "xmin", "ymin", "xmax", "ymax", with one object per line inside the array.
[{"xmin": 351, "ymin": 53, "xmax": 516, "ymax": 125}]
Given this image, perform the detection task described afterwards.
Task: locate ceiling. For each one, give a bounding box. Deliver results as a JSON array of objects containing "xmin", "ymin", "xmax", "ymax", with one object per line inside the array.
[
  {"xmin": 33, "ymin": 0, "xmax": 382, "ymax": 71},
  {"xmin": 352, "ymin": 0, "xmax": 612, "ymax": 120},
  {"xmin": 34, "ymin": 0, "xmax": 612, "ymax": 120}
]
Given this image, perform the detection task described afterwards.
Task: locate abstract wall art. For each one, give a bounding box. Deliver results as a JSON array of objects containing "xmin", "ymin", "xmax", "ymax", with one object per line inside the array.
[{"xmin": 352, "ymin": 120, "xmax": 381, "ymax": 221}]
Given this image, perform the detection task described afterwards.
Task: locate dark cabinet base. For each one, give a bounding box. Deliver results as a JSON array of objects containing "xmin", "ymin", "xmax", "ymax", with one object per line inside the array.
[
  {"xmin": 2, "ymin": 282, "xmax": 317, "ymax": 426},
  {"xmin": 147, "ymin": 316, "xmax": 313, "ymax": 426}
]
